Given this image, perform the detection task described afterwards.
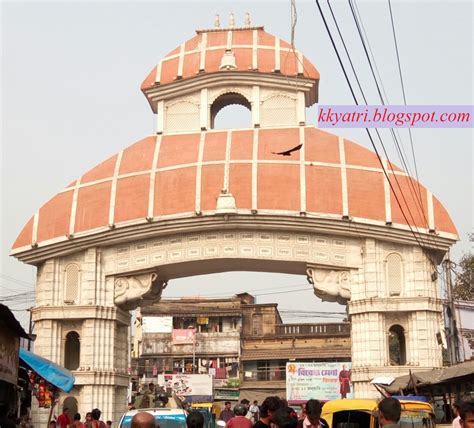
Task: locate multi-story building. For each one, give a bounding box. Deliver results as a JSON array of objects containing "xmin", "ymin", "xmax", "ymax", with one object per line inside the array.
[
  {"xmin": 239, "ymin": 303, "xmax": 351, "ymax": 401},
  {"xmin": 133, "ymin": 294, "xmax": 351, "ymax": 401}
]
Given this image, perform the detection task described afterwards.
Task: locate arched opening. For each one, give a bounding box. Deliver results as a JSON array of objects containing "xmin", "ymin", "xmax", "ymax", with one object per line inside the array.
[
  {"xmin": 64, "ymin": 331, "xmax": 80, "ymax": 370},
  {"xmin": 211, "ymin": 92, "xmax": 252, "ymax": 129},
  {"xmin": 62, "ymin": 396, "xmax": 78, "ymax": 419},
  {"xmin": 389, "ymin": 324, "xmax": 406, "ymax": 365}
]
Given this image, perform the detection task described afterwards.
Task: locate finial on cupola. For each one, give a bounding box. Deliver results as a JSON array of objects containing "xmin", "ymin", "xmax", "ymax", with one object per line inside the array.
[
  {"xmin": 214, "ymin": 14, "xmax": 221, "ymax": 28},
  {"xmin": 229, "ymin": 12, "xmax": 235, "ymax": 28},
  {"xmin": 244, "ymin": 12, "xmax": 251, "ymax": 27}
]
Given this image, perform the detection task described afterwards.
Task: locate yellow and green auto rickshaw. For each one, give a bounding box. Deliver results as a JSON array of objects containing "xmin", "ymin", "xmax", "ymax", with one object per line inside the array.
[{"xmin": 321, "ymin": 398, "xmax": 436, "ymax": 428}]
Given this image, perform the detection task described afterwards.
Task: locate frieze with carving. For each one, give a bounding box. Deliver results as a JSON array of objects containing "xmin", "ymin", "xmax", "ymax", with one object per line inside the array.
[
  {"xmin": 306, "ymin": 266, "xmax": 352, "ymax": 305},
  {"xmin": 114, "ymin": 271, "xmax": 167, "ymax": 310}
]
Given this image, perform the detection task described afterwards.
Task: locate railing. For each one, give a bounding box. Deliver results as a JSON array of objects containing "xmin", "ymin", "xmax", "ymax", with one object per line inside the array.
[{"xmin": 275, "ymin": 323, "xmax": 350, "ymax": 336}]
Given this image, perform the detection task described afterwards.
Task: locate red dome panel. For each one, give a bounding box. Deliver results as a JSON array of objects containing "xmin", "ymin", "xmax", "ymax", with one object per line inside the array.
[
  {"xmin": 37, "ymin": 191, "xmax": 74, "ymax": 242},
  {"xmin": 203, "ymin": 131, "xmax": 227, "ymax": 162},
  {"xmin": 433, "ymin": 196, "xmax": 457, "ymax": 235},
  {"xmin": 114, "ymin": 175, "xmax": 149, "ymax": 223},
  {"xmin": 157, "ymin": 134, "xmax": 200, "ymax": 168},
  {"xmin": 230, "ymin": 130, "xmax": 253, "ymax": 160},
  {"xmin": 119, "ymin": 137, "xmax": 155, "ymax": 175},
  {"xmin": 304, "ymin": 128, "xmax": 340, "ymax": 164},
  {"xmin": 306, "ymin": 166, "xmax": 343, "ymax": 215},
  {"xmin": 154, "ymin": 167, "xmax": 196, "ymax": 216},
  {"xmin": 201, "ymin": 164, "xmax": 225, "ymax": 211},
  {"xmin": 12, "ymin": 216, "xmax": 33, "ymax": 249},
  {"xmin": 258, "ymin": 163, "xmax": 300, "ymax": 211},
  {"xmin": 347, "ymin": 169, "xmax": 385, "ymax": 222},
  {"xmin": 75, "ymin": 182, "xmax": 112, "ymax": 233},
  {"xmin": 259, "ymin": 128, "xmax": 300, "ymax": 161},
  {"xmin": 81, "ymin": 155, "xmax": 117, "ymax": 184},
  {"xmin": 229, "ymin": 164, "xmax": 252, "ymax": 209}
]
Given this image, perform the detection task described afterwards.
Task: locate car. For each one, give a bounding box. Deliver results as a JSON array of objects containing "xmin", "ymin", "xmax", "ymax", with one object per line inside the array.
[
  {"xmin": 118, "ymin": 408, "xmax": 188, "ymax": 428},
  {"xmin": 321, "ymin": 398, "xmax": 436, "ymax": 428}
]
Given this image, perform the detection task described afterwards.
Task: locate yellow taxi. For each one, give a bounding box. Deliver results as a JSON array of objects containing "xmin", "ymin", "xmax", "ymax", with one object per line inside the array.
[{"xmin": 321, "ymin": 398, "xmax": 435, "ymax": 428}]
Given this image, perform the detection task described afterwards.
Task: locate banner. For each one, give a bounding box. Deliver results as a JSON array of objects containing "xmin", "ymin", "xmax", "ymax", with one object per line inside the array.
[
  {"xmin": 157, "ymin": 373, "xmax": 213, "ymax": 397},
  {"xmin": 286, "ymin": 362, "xmax": 353, "ymax": 401},
  {"xmin": 143, "ymin": 316, "xmax": 173, "ymax": 333},
  {"xmin": 172, "ymin": 329, "xmax": 196, "ymax": 344}
]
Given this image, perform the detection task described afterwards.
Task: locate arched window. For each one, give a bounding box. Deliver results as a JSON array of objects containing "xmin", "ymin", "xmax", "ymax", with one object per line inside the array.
[
  {"xmin": 388, "ymin": 325, "xmax": 406, "ymax": 365},
  {"xmin": 62, "ymin": 396, "xmax": 78, "ymax": 418},
  {"xmin": 64, "ymin": 264, "xmax": 79, "ymax": 303},
  {"xmin": 64, "ymin": 331, "xmax": 80, "ymax": 370},
  {"xmin": 211, "ymin": 92, "xmax": 251, "ymax": 129},
  {"xmin": 386, "ymin": 253, "xmax": 403, "ymax": 296}
]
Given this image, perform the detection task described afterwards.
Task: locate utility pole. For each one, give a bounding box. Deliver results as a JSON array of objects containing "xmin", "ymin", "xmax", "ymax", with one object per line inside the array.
[{"xmin": 444, "ymin": 256, "xmax": 460, "ymax": 365}]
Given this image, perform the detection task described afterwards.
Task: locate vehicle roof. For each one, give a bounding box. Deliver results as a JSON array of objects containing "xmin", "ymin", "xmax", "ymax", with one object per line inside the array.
[
  {"xmin": 322, "ymin": 399, "xmax": 433, "ymax": 414},
  {"xmin": 121, "ymin": 408, "xmax": 186, "ymax": 417}
]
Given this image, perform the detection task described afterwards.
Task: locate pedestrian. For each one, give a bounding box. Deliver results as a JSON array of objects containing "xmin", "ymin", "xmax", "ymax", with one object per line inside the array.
[
  {"xmin": 85, "ymin": 413, "xmax": 93, "ymax": 428},
  {"xmin": 106, "ymin": 421, "xmax": 112, "ymax": 428},
  {"xmin": 296, "ymin": 400, "xmax": 328, "ymax": 428},
  {"xmin": 249, "ymin": 401, "xmax": 260, "ymax": 424},
  {"xmin": 50, "ymin": 421, "xmax": 58, "ymax": 428},
  {"xmin": 226, "ymin": 404, "xmax": 252, "ymax": 428},
  {"xmin": 73, "ymin": 413, "xmax": 85, "ymax": 428},
  {"xmin": 453, "ymin": 401, "xmax": 462, "ymax": 428},
  {"xmin": 240, "ymin": 400, "xmax": 252, "ymax": 422},
  {"xmin": 254, "ymin": 396, "xmax": 284, "ymax": 428},
  {"xmin": 130, "ymin": 412, "xmax": 157, "ymax": 428},
  {"xmin": 378, "ymin": 397, "xmax": 401, "ymax": 427},
  {"xmin": 460, "ymin": 401, "xmax": 474, "ymax": 428},
  {"xmin": 219, "ymin": 402, "xmax": 234, "ymax": 424},
  {"xmin": 186, "ymin": 412, "xmax": 204, "ymax": 428},
  {"xmin": 57, "ymin": 408, "xmax": 72, "ymax": 428},
  {"xmin": 91, "ymin": 409, "xmax": 106, "ymax": 428},
  {"xmin": 272, "ymin": 407, "xmax": 298, "ymax": 428}
]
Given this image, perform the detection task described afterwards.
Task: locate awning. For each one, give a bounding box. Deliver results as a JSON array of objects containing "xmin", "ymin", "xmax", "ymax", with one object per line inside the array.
[{"xmin": 19, "ymin": 348, "xmax": 75, "ymax": 392}]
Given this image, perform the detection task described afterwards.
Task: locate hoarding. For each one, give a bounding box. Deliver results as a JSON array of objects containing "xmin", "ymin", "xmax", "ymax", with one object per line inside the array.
[
  {"xmin": 172, "ymin": 329, "xmax": 196, "ymax": 344},
  {"xmin": 142, "ymin": 316, "xmax": 173, "ymax": 333},
  {"xmin": 286, "ymin": 362, "xmax": 353, "ymax": 401},
  {"xmin": 157, "ymin": 373, "xmax": 213, "ymax": 398}
]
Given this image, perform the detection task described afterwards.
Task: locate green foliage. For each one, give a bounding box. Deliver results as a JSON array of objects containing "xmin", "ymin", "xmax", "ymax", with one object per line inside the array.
[{"xmin": 453, "ymin": 234, "xmax": 473, "ymax": 301}]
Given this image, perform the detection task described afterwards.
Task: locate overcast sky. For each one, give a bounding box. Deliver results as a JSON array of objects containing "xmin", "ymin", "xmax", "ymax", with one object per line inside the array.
[{"xmin": 1, "ymin": 1, "xmax": 472, "ymax": 329}]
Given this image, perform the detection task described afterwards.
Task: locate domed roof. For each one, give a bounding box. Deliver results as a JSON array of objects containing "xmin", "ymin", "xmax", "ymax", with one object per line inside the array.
[
  {"xmin": 12, "ymin": 126, "xmax": 457, "ymax": 254},
  {"xmin": 141, "ymin": 25, "xmax": 319, "ymax": 99}
]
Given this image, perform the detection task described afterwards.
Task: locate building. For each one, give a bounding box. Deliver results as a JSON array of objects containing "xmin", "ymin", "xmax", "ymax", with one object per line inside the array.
[
  {"xmin": 240, "ymin": 303, "xmax": 350, "ymax": 400},
  {"xmin": 11, "ymin": 15, "xmax": 458, "ymax": 423},
  {"xmin": 134, "ymin": 297, "xmax": 242, "ymax": 380},
  {"xmin": 455, "ymin": 300, "xmax": 474, "ymax": 360},
  {"xmin": 134, "ymin": 295, "xmax": 351, "ymax": 401}
]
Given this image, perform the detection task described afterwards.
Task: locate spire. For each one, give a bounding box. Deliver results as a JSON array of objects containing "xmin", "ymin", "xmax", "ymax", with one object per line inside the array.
[
  {"xmin": 229, "ymin": 12, "xmax": 235, "ymax": 28},
  {"xmin": 214, "ymin": 14, "xmax": 220, "ymax": 29},
  {"xmin": 244, "ymin": 12, "xmax": 251, "ymax": 27}
]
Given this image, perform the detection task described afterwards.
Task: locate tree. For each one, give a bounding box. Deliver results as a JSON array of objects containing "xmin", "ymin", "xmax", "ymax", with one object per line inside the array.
[{"xmin": 453, "ymin": 234, "xmax": 473, "ymax": 301}]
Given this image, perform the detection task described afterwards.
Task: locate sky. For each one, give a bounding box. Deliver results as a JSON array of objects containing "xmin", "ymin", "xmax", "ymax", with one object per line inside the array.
[{"xmin": 1, "ymin": 0, "xmax": 472, "ymax": 330}]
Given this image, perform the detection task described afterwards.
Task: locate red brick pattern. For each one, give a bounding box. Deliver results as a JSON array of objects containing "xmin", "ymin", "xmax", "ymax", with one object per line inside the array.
[
  {"xmin": 12, "ymin": 127, "xmax": 457, "ymax": 250},
  {"xmin": 141, "ymin": 28, "xmax": 320, "ymax": 90}
]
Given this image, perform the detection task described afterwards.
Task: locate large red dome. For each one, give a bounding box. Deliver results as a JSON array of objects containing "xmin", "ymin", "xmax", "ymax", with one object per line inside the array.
[{"xmin": 12, "ymin": 126, "xmax": 457, "ymax": 254}]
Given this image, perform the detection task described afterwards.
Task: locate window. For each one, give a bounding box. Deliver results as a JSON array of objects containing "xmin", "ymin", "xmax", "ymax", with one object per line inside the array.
[
  {"xmin": 64, "ymin": 263, "xmax": 79, "ymax": 303},
  {"xmin": 64, "ymin": 331, "xmax": 80, "ymax": 370},
  {"xmin": 389, "ymin": 325, "xmax": 406, "ymax": 365},
  {"xmin": 386, "ymin": 253, "xmax": 403, "ymax": 296},
  {"xmin": 211, "ymin": 92, "xmax": 251, "ymax": 129}
]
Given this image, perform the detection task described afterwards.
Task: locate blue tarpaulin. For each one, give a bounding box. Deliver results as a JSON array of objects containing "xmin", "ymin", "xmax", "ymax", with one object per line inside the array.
[{"xmin": 19, "ymin": 348, "xmax": 75, "ymax": 392}]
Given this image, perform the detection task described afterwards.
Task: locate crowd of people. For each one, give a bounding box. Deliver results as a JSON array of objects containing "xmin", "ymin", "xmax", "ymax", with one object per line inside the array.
[{"xmin": 49, "ymin": 407, "xmax": 113, "ymax": 428}]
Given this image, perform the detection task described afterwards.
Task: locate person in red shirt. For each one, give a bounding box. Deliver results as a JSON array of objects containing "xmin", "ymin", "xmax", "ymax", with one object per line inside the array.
[
  {"xmin": 57, "ymin": 408, "xmax": 72, "ymax": 428},
  {"xmin": 226, "ymin": 404, "xmax": 252, "ymax": 428}
]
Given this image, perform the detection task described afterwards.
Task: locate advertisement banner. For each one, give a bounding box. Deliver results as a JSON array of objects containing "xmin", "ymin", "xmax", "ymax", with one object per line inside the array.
[
  {"xmin": 172, "ymin": 329, "xmax": 196, "ymax": 344},
  {"xmin": 143, "ymin": 316, "xmax": 173, "ymax": 333},
  {"xmin": 286, "ymin": 362, "xmax": 353, "ymax": 401},
  {"xmin": 157, "ymin": 373, "xmax": 213, "ymax": 397}
]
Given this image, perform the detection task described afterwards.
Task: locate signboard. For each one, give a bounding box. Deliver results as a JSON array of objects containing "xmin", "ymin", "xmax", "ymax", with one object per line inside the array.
[
  {"xmin": 157, "ymin": 373, "xmax": 213, "ymax": 397},
  {"xmin": 172, "ymin": 329, "xmax": 196, "ymax": 344},
  {"xmin": 214, "ymin": 388, "xmax": 240, "ymax": 401},
  {"xmin": 0, "ymin": 329, "xmax": 20, "ymax": 384},
  {"xmin": 286, "ymin": 362, "xmax": 353, "ymax": 401},
  {"xmin": 143, "ymin": 316, "xmax": 173, "ymax": 333}
]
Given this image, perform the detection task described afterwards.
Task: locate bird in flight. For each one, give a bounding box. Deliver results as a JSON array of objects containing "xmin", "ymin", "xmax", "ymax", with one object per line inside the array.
[{"xmin": 271, "ymin": 144, "xmax": 303, "ymax": 156}]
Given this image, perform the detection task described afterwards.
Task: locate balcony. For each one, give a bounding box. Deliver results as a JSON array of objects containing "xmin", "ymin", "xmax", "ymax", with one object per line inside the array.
[{"xmin": 243, "ymin": 368, "xmax": 286, "ymax": 382}]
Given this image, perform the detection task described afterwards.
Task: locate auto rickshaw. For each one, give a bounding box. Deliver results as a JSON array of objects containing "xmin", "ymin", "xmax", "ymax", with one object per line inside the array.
[{"xmin": 321, "ymin": 398, "xmax": 436, "ymax": 428}]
